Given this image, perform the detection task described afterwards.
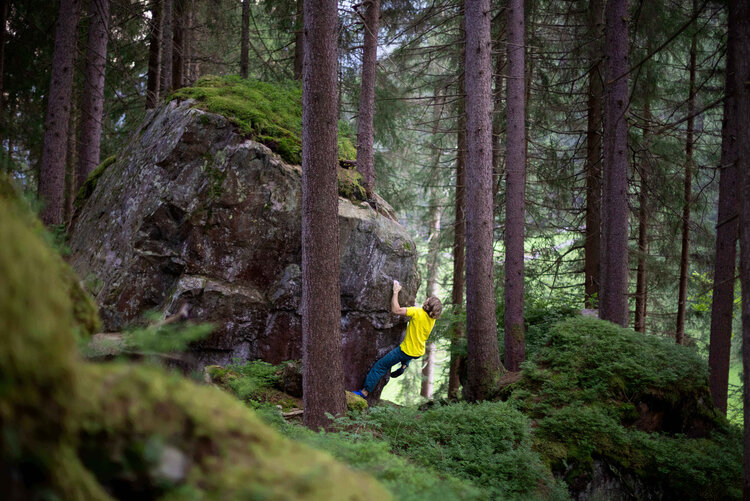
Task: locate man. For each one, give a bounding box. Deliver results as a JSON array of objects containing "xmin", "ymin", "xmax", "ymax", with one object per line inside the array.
[{"xmin": 354, "ymin": 280, "xmax": 442, "ymax": 398}]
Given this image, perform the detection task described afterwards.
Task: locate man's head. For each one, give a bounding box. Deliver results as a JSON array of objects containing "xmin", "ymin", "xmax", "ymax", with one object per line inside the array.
[{"xmin": 422, "ymin": 296, "xmax": 443, "ymax": 319}]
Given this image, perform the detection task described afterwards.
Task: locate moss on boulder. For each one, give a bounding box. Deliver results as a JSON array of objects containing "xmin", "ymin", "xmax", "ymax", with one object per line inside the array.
[{"xmin": 171, "ymin": 75, "xmax": 356, "ymax": 166}]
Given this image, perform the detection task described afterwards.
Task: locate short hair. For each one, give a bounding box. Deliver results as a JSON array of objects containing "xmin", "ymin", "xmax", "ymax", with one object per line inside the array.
[{"xmin": 422, "ymin": 296, "xmax": 443, "ymax": 319}]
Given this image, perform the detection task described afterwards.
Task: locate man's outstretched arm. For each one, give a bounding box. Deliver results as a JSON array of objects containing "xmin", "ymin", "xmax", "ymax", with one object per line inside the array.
[{"xmin": 391, "ymin": 280, "xmax": 408, "ymax": 316}]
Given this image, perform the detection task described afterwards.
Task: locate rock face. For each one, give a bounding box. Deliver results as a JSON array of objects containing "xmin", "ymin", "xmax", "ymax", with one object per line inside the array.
[{"xmin": 69, "ymin": 99, "xmax": 419, "ymax": 392}]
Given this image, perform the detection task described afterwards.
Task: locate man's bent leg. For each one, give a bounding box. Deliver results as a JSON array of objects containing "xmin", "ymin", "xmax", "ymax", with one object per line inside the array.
[{"xmin": 363, "ymin": 346, "xmax": 406, "ymax": 393}]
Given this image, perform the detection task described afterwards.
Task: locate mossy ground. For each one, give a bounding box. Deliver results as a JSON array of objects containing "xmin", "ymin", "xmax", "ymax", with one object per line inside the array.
[
  {"xmin": 171, "ymin": 75, "xmax": 357, "ymax": 166},
  {"xmin": 505, "ymin": 316, "xmax": 742, "ymax": 500}
]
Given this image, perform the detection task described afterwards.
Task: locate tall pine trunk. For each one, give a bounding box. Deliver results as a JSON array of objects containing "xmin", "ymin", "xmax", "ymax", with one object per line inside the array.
[
  {"xmin": 294, "ymin": 0, "xmax": 304, "ymax": 80},
  {"xmin": 504, "ymin": 0, "xmax": 526, "ymax": 372},
  {"xmin": 160, "ymin": 0, "xmax": 173, "ymax": 94},
  {"xmin": 734, "ymin": 0, "xmax": 750, "ymax": 494},
  {"xmin": 464, "ymin": 0, "xmax": 503, "ymax": 401},
  {"xmin": 492, "ymin": 13, "xmax": 505, "ymax": 207},
  {"xmin": 708, "ymin": 0, "xmax": 739, "ymax": 416},
  {"xmin": 634, "ymin": 98, "xmax": 650, "ymax": 333},
  {"xmin": 146, "ymin": 0, "xmax": 162, "ymax": 109},
  {"xmin": 240, "ymin": 0, "xmax": 250, "ymax": 78},
  {"xmin": 301, "ymin": 0, "xmax": 346, "ymax": 430},
  {"xmin": 0, "ymin": 0, "xmax": 8, "ymax": 144},
  {"xmin": 676, "ymin": 20, "xmax": 697, "ymax": 345},
  {"xmin": 599, "ymin": 0, "xmax": 629, "ymax": 326},
  {"xmin": 422, "ymin": 191, "xmax": 442, "ymax": 399},
  {"xmin": 39, "ymin": 0, "xmax": 82, "ymax": 226},
  {"xmin": 448, "ymin": 37, "xmax": 467, "ymax": 399},
  {"xmin": 356, "ymin": 0, "xmax": 379, "ymax": 198},
  {"xmin": 584, "ymin": 0, "xmax": 603, "ymax": 309},
  {"xmin": 171, "ymin": 0, "xmax": 184, "ymax": 90},
  {"xmin": 76, "ymin": 0, "xmax": 110, "ymax": 193}
]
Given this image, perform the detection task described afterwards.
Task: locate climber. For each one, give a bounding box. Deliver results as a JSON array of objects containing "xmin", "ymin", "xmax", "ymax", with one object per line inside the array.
[{"xmin": 353, "ymin": 280, "xmax": 442, "ymax": 399}]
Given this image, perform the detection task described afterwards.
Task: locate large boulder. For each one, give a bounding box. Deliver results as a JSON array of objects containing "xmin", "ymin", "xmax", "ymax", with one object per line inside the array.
[{"xmin": 69, "ymin": 99, "xmax": 419, "ymax": 392}]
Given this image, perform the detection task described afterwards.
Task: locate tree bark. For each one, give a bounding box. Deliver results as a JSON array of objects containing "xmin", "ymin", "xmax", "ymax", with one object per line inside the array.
[
  {"xmin": 422, "ymin": 190, "xmax": 441, "ymax": 399},
  {"xmin": 64, "ymin": 90, "xmax": 79, "ymax": 223},
  {"xmin": 294, "ymin": 0, "xmax": 304, "ymax": 80},
  {"xmin": 599, "ymin": 0, "xmax": 629, "ymax": 326},
  {"xmin": 301, "ymin": 0, "xmax": 346, "ymax": 430},
  {"xmin": 503, "ymin": 0, "xmax": 526, "ymax": 372},
  {"xmin": 160, "ymin": 0, "xmax": 173, "ymax": 94},
  {"xmin": 0, "ymin": 0, "xmax": 8, "ymax": 145},
  {"xmin": 464, "ymin": 0, "xmax": 503, "ymax": 401},
  {"xmin": 492, "ymin": 12, "xmax": 505, "ymax": 207},
  {"xmin": 634, "ymin": 98, "xmax": 650, "ymax": 333},
  {"xmin": 708, "ymin": 0, "xmax": 739, "ymax": 417},
  {"xmin": 76, "ymin": 0, "xmax": 110, "ymax": 193},
  {"xmin": 146, "ymin": 0, "xmax": 162, "ymax": 109},
  {"xmin": 171, "ymin": 0, "xmax": 184, "ymax": 91},
  {"xmin": 584, "ymin": 0, "xmax": 603, "ymax": 310},
  {"xmin": 676, "ymin": 19, "xmax": 697, "ymax": 345},
  {"xmin": 39, "ymin": 0, "xmax": 82, "ymax": 226},
  {"xmin": 734, "ymin": 0, "xmax": 750, "ymax": 495},
  {"xmin": 448, "ymin": 36, "xmax": 467, "ymax": 399},
  {"xmin": 356, "ymin": 0, "xmax": 380, "ymax": 198},
  {"xmin": 240, "ymin": 0, "xmax": 250, "ymax": 78}
]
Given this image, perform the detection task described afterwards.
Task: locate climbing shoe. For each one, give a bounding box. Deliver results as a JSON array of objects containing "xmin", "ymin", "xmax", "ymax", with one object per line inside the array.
[
  {"xmin": 390, "ymin": 366, "xmax": 406, "ymax": 378},
  {"xmin": 353, "ymin": 390, "xmax": 366, "ymax": 398}
]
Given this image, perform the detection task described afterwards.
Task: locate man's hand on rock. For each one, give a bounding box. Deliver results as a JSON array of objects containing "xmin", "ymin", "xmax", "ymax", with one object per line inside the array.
[{"xmin": 393, "ymin": 280, "xmax": 402, "ymax": 294}]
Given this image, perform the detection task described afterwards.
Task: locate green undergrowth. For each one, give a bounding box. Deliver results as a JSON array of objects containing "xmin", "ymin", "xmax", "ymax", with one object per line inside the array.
[
  {"xmin": 505, "ymin": 316, "xmax": 742, "ymax": 500},
  {"xmin": 171, "ymin": 75, "xmax": 357, "ymax": 165},
  {"xmin": 208, "ymin": 360, "xmax": 303, "ymax": 413}
]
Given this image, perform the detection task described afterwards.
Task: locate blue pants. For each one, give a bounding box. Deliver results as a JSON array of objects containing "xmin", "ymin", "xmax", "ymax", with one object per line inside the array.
[{"xmin": 363, "ymin": 346, "xmax": 417, "ymax": 393}]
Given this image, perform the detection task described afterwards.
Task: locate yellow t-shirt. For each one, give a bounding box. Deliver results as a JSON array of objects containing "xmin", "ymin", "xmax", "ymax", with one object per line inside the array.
[{"xmin": 399, "ymin": 306, "xmax": 436, "ymax": 357}]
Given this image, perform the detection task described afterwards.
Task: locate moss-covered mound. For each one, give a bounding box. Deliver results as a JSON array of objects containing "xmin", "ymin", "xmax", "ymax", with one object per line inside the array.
[
  {"xmin": 171, "ymin": 75, "xmax": 357, "ymax": 165},
  {"xmin": 0, "ymin": 183, "xmax": 391, "ymax": 500},
  {"xmin": 0, "ymin": 175, "xmax": 101, "ymax": 338},
  {"xmin": 506, "ymin": 317, "xmax": 741, "ymax": 500},
  {"xmin": 78, "ymin": 363, "xmax": 389, "ymax": 500}
]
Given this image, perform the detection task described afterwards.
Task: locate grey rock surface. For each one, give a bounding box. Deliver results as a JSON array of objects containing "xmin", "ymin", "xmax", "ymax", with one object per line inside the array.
[{"xmin": 69, "ymin": 99, "xmax": 420, "ymax": 393}]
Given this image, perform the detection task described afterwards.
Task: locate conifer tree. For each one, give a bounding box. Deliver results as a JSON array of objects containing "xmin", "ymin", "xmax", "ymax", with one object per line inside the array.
[
  {"xmin": 301, "ymin": 0, "xmax": 346, "ymax": 429},
  {"xmin": 77, "ymin": 0, "xmax": 110, "ymax": 192},
  {"xmin": 599, "ymin": 0, "xmax": 629, "ymax": 326},
  {"xmin": 464, "ymin": 0, "xmax": 503, "ymax": 401},
  {"xmin": 39, "ymin": 0, "xmax": 82, "ymax": 226}
]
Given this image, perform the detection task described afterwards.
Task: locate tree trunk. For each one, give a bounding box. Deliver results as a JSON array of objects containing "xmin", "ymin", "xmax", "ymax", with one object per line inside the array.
[
  {"xmin": 634, "ymin": 98, "xmax": 650, "ymax": 333},
  {"xmin": 356, "ymin": 0, "xmax": 379, "ymax": 198},
  {"xmin": 734, "ymin": 0, "xmax": 750, "ymax": 495},
  {"xmin": 183, "ymin": 0, "xmax": 193, "ymax": 84},
  {"xmin": 492, "ymin": 13, "xmax": 505, "ymax": 207},
  {"xmin": 464, "ymin": 0, "xmax": 503, "ymax": 401},
  {"xmin": 708, "ymin": 0, "xmax": 739, "ymax": 417},
  {"xmin": 64, "ymin": 91, "xmax": 78, "ymax": 223},
  {"xmin": 171, "ymin": 0, "xmax": 184, "ymax": 90},
  {"xmin": 422, "ymin": 190, "xmax": 441, "ymax": 399},
  {"xmin": 0, "ymin": 0, "xmax": 8, "ymax": 144},
  {"xmin": 294, "ymin": 0, "xmax": 304, "ymax": 80},
  {"xmin": 503, "ymin": 0, "xmax": 526, "ymax": 372},
  {"xmin": 301, "ymin": 0, "xmax": 346, "ymax": 430},
  {"xmin": 146, "ymin": 0, "xmax": 162, "ymax": 109},
  {"xmin": 39, "ymin": 0, "xmax": 82, "ymax": 226},
  {"xmin": 240, "ymin": 0, "xmax": 250, "ymax": 78},
  {"xmin": 160, "ymin": 0, "xmax": 173, "ymax": 94},
  {"xmin": 448, "ymin": 35, "xmax": 467, "ymax": 399},
  {"xmin": 676, "ymin": 20, "xmax": 697, "ymax": 345},
  {"xmin": 76, "ymin": 0, "xmax": 110, "ymax": 193},
  {"xmin": 599, "ymin": 0, "xmax": 629, "ymax": 326},
  {"xmin": 584, "ymin": 0, "xmax": 603, "ymax": 310}
]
